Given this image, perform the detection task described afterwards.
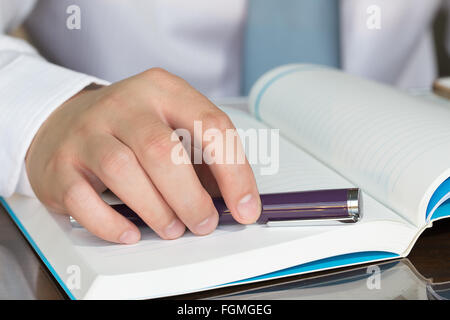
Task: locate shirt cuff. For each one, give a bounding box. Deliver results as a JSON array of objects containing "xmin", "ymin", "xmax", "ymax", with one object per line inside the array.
[{"xmin": 0, "ymin": 54, "xmax": 109, "ymax": 197}]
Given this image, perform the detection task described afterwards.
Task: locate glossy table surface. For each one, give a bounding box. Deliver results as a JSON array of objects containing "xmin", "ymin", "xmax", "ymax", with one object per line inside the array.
[{"xmin": 0, "ymin": 202, "xmax": 449, "ymax": 300}]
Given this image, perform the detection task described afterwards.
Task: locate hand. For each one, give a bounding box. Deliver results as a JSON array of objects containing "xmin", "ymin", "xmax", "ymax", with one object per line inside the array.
[{"xmin": 25, "ymin": 68, "xmax": 261, "ymax": 243}]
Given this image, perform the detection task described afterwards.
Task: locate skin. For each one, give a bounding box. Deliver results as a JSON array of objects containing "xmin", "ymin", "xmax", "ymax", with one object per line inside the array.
[{"xmin": 25, "ymin": 68, "xmax": 261, "ymax": 244}]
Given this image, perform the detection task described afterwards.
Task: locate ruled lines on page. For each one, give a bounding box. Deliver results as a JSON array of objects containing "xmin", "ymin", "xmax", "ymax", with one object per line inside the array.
[{"xmin": 251, "ymin": 66, "xmax": 450, "ymax": 226}]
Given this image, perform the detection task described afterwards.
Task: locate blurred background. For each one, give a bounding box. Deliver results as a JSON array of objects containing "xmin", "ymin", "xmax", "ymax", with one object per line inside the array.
[
  {"xmin": 434, "ymin": 6, "xmax": 450, "ymax": 77},
  {"xmin": 6, "ymin": 0, "xmax": 450, "ymax": 96}
]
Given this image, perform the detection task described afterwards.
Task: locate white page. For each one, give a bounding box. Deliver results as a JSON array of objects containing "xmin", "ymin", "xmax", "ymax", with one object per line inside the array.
[{"xmin": 249, "ymin": 65, "xmax": 450, "ymax": 226}]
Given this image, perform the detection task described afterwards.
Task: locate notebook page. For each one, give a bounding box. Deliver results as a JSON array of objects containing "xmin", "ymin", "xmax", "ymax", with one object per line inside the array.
[
  {"xmin": 72, "ymin": 108, "xmax": 408, "ymax": 265},
  {"xmin": 249, "ymin": 65, "xmax": 450, "ymax": 226}
]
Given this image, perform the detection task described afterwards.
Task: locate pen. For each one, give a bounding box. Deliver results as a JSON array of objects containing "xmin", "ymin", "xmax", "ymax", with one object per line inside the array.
[{"xmin": 70, "ymin": 188, "xmax": 362, "ymax": 228}]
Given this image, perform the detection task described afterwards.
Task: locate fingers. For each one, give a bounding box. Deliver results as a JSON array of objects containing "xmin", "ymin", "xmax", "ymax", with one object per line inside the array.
[
  {"xmin": 114, "ymin": 117, "xmax": 219, "ymax": 235},
  {"xmin": 58, "ymin": 165, "xmax": 141, "ymax": 244},
  {"xmin": 164, "ymin": 100, "xmax": 262, "ymax": 224},
  {"xmin": 32, "ymin": 68, "xmax": 262, "ymax": 245},
  {"xmin": 80, "ymin": 134, "xmax": 186, "ymax": 240}
]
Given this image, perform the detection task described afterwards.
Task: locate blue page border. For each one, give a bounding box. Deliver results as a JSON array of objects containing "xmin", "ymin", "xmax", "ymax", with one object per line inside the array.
[
  {"xmin": 227, "ymin": 251, "xmax": 398, "ymax": 285},
  {"xmin": 426, "ymin": 177, "xmax": 450, "ymax": 221}
]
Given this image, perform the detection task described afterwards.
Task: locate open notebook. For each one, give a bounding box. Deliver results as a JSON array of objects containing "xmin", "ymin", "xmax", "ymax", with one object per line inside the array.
[{"xmin": 1, "ymin": 64, "xmax": 450, "ymax": 299}]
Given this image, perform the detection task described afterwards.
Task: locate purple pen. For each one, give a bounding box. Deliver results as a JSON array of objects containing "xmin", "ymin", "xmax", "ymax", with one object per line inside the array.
[
  {"xmin": 215, "ymin": 188, "xmax": 361, "ymax": 226},
  {"xmin": 70, "ymin": 188, "xmax": 361, "ymax": 228}
]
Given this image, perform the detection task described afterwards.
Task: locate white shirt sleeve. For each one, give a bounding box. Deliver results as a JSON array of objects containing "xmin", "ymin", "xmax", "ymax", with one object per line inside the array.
[{"xmin": 0, "ymin": 0, "xmax": 108, "ymax": 198}]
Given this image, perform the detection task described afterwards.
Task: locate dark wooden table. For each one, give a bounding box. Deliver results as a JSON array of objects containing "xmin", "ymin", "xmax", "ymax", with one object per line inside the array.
[{"xmin": 0, "ymin": 204, "xmax": 449, "ymax": 300}]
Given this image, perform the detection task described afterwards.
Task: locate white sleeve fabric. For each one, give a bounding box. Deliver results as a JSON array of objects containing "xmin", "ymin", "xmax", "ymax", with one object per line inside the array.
[{"xmin": 0, "ymin": 1, "xmax": 109, "ymax": 198}]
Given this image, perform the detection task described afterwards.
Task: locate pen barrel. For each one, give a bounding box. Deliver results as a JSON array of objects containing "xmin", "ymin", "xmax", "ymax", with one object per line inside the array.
[
  {"xmin": 107, "ymin": 188, "xmax": 360, "ymax": 227},
  {"xmin": 215, "ymin": 188, "xmax": 360, "ymax": 225}
]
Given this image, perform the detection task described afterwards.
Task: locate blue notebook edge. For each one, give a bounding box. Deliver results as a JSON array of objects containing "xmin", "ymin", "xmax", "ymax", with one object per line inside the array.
[
  {"xmin": 427, "ymin": 177, "xmax": 450, "ymax": 221},
  {"xmin": 221, "ymin": 251, "xmax": 399, "ymax": 286}
]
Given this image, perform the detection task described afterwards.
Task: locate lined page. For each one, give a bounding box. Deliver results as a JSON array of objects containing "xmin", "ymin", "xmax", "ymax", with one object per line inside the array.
[{"xmin": 249, "ymin": 65, "xmax": 450, "ymax": 226}]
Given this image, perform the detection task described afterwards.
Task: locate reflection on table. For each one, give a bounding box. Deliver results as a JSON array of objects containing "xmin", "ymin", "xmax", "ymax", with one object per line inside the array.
[{"xmin": 0, "ymin": 204, "xmax": 449, "ymax": 300}]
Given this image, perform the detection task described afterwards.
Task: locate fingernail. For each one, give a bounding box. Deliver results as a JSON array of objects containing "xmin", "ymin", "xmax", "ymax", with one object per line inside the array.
[
  {"xmin": 164, "ymin": 219, "xmax": 186, "ymax": 239},
  {"xmin": 237, "ymin": 194, "xmax": 260, "ymax": 222},
  {"xmin": 194, "ymin": 213, "xmax": 218, "ymax": 235},
  {"xmin": 119, "ymin": 230, "xmax": 140, "ymax": 244}
]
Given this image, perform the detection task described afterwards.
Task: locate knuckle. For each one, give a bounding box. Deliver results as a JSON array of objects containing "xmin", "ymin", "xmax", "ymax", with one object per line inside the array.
[
  {"xmin": 62, "ymin": 181, "xmax": 90, "ymax": 209},
  {"xmin": 143, "ymin": 67, "xmax": 172, "ymax": 81},
  {"xmin": 48, "ymin": 150, "xmax": 73, "ymax": 173},
  {"xmin": 200, "ymin": 109, "xmax": 233, "ymax": 132},
  {"xmin": 99, "ymin": 147, "xmax": 134, "ymax": 176},
  {"xmin": 141, "ymin": 68, "xmax": 185, "ymax": 92},
  {"xmin": 140, "ymin": 132, "xmax": 174, "ymax": 162}
]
